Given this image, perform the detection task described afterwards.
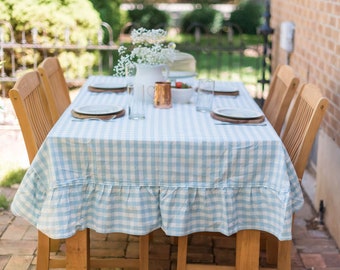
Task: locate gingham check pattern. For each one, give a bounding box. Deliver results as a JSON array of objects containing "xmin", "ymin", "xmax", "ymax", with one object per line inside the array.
[{"xmin": 11, "ymin": 76, "xmax": 304, "ymax": 240}]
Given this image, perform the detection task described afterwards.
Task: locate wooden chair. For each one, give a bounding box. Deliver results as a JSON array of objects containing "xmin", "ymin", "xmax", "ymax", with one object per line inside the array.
[
  {"xmin": 9, "ymin": 70, "xmax": 66, "ymax": 268},
  {"xmin": 281, "ymin": 83, "xmax": 328, "ymax": 180},
  {"xmin": 177, "ymin": 83, "xmax": 328, "ymax": 270},
  {"xmin": 38, "ymin": 57, "xmax": 71, "ymax": 124},
  {"xmin": 9, "ymin": 70, "xmax": 54, "ymax": 163},
  {"xmin": 264, "ymin": 82, "xmax": 329, "ymax": 268},
  {"xmin": 262, "ymin": 64, "xmax": 299, "ymax": 135},
  {"xmin": 10, "ymin": 70, "xmax": 150, "ymax": 269}
]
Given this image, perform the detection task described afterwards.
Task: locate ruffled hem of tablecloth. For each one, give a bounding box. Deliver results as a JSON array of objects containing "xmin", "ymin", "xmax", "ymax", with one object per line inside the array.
[{"xmin": 11, "ymin": 183, "xmax": 303, "ymax": 241}]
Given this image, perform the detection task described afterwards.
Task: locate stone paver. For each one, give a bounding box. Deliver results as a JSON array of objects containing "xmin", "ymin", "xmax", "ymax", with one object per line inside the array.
[
  {"xmin": 0, "ymin": 239, "xmax": 36, "ymax": 256},
  {"xmin": 323, "ymin": 253, "xmax": 340, "ymax": 267},
  {"xmin": 4, "ymin": 255, "xmax": 33, "ymax": 270},
  {"xmin": 300, "ymin": 253, "xmax": 327, "ymax": 268}
]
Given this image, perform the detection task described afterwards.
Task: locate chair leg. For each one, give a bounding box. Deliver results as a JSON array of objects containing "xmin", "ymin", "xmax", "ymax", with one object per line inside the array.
[
  {"xmin": 265, "ymin": 233, "xmax": 278, "ymax": 264},
  {"xmin": 177, "ymin": 236, "xmax": 188, "ymax": 270},
  {"xmin": 139, "ymin": 234, "xmax": 150, "ymax": 270},
  {"xmin": 65, "ymin": 229, "xmax": 90, "ymax": 270},
  {"xmin": 277, "ymin": 240, "xmax": 291, "ymax": 270},
  {"xmin": 50, "ymin": 238, "xmax": 61, "ymax": 252},
  {"xmin": 36, "ymin": 230, "xmax": 51, "ymax": 270},
  {"xmin": 236, "ymin": 230, "xmax": 260, "ymax": 270}
]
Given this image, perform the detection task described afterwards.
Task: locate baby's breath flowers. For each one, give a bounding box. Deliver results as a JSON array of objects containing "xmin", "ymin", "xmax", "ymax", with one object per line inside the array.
[
  {"xmin": 131, "ymin": 28, "xmax": 167, "ymax": 45},
  {"xmin": 113, "ymin": 28, "xmax": 175, "ymax": 76}
]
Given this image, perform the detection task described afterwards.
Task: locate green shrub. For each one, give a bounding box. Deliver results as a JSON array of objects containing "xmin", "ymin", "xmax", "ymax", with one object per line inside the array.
[
  {"xmin": 0, "ymin": 195, "xmax": 10, "ymax": 210},
  {"xmin": 181, "ymin": 6, "xmax": 224, "ymax": 34},
  {"xmin": 228, "ymin": 0, "xmax": 264, "ymax": 35},
  {"xmin": 128, "ymin": 5, "xmax": 170, "ymax": 30},
  {"xmin": 0, "ymin": 0, "xmax": 101, "ymax": 79},
  {"xmin": 0, "ymin": 168, "xmax": 26, "ymax": 187},
  {"xmin": 89, "ymin": 0, "xmax": 123, "ymax": 41}
]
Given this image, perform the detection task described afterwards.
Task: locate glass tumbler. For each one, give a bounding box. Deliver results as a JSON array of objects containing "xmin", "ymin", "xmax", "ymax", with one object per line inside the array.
[
  {"xmin": 196, "ymin": 79, "xmax": 215, "ymax": 112},
  {"xmin": 128, "ymin": 84, "xmax": 145, "ymax": 120}
]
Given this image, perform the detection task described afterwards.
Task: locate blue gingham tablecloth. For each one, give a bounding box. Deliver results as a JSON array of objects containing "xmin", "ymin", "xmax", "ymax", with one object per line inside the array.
[{"xmin": 11, "ymin": 76, "xmax": 304, "ymax": 240}]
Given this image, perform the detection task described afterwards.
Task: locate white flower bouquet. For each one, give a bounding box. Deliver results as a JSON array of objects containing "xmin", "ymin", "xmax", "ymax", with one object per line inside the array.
[{"xmin": 113, "ymin": 27, "xmax": 175, "ymax": 76}]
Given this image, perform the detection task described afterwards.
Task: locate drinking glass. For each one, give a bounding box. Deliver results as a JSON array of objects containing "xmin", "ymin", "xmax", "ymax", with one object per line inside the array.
[
  {"xmin": 128, "ymin": 84, "xmax": 145, "ymax": 120},
  {"xmin": 125, "ymin": 63, "xmax": 136, "ymax": 85},
  {"xmin": 196, "ymin": 79, "xmax": 215, "ymax": 112}
]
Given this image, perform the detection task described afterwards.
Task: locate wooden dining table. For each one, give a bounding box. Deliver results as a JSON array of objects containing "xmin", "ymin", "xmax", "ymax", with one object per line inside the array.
[{"xmin": 11, "ymin": 75, "xmax": 304, "ymax": 269}]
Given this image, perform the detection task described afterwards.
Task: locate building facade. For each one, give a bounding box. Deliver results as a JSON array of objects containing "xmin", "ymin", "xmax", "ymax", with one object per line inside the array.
[{"xmin": 271, "ymin": 0, "xmax": 340, "ymax": 246}]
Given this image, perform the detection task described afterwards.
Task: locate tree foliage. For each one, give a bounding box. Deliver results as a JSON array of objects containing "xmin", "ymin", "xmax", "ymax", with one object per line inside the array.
[
  {"xmin": 0, "ymin": 0, "xmax": 102, "ymax": 79},
  {"xmin": 128, "ymin": 5, "xmax": 170, "ymax": 30},
  {"xmin": 89, "ymin": 0, "xmax": 124, "ymax": 41},
  {"xmin": 181, "ymin": 6, "xmax": 224, "ymax": 34},
  {"xmin": 228, "ymin": 0, "xmax": 263, "ymax": 34}
]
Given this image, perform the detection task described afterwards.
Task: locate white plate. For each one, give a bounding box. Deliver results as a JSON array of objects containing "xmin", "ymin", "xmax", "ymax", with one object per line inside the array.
[
  {"xmin": 213, "ymin": 108, "xmax": 264, "ymax": 120},
  {"xmin": 89, "ymin": 83, "xmax": 126, "ymax": 89},
  {"xmin": 168, "ymin": 71, "xmax": 197, "ymax": 79},
  {"xmin": 73, "ymin": 105, "xmax": 123, "ymax": 115}
]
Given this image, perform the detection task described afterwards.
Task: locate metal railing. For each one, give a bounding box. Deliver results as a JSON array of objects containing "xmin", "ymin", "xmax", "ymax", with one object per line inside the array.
[{"xmin": 0, "ymin": 20, "xmax": 119, "ymax": 88}]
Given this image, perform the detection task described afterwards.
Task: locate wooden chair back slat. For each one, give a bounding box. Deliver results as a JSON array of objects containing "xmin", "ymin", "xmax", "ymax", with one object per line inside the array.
[
  {"xmin": 263, "ymin": 65, "xmax": 299, "ymax": 135},
  {"xmin": 38, "ymin": 57, "xmax": 71, "ymax": 123}
]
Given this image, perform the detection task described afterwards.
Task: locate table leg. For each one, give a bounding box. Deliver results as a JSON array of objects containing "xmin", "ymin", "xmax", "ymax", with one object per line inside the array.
[
  {"xmin": 265, "ymin": 232, "xmax": 278, "ymax": 264},
  {"xmin": 236, "ymin": 230, "xmax": 260, "ymax": 270},
  {"xmin": 177, "ymin": 236, "xmax": 188, "ymax": 270},
  {"xmin": 65, "ymin": 229, "xmax": 89, "ymax": 270},
  {"xmin": 277, "ymin": 240, "xmax": 291, "ymax": 270},
  {"xmin": 139, "ymin": 234, "xmax": 150, "ymax": 270},
  {"xmin": 37, "ymin": 231, "xmax": 50, "ymax": 269}
]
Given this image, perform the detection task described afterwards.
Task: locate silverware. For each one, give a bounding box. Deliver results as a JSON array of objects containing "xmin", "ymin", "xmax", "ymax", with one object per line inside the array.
[{"xmin": 214, "ymin": 122, "xmax": 267, "ymax": 126}]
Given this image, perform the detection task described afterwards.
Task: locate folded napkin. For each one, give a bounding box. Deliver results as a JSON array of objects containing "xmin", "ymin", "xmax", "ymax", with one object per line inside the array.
[
  {"xmin": 211, "ymin": 111, "xmax": 265, "ymax": 124},
  {"xmin": 71, "ymin": 109, "xmax": 125, "ymax": 120},
  {"xmin": 88, "ymin": 85, "xmax": 126, "ymax": 93}
]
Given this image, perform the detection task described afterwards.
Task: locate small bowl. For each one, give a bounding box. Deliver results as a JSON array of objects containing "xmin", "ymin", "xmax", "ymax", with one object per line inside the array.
[{"xmin": 171, "ymin": 87, "xmax": 194, "ymax": 104}]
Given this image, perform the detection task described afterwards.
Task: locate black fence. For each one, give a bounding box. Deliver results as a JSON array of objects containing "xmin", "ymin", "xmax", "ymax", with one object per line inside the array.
[{"xmin": 0, "ymin": 21, "xmax": 118, "ymax": 88}]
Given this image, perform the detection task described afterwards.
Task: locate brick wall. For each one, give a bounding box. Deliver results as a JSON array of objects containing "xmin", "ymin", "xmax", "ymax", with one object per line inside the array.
[{"xmin": 271, "ymin": 0, "xmax": 340, "ymax": 146}]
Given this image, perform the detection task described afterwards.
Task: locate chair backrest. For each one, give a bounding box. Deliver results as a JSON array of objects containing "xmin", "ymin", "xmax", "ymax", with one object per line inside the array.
[
  {"xmin": 263, "ymin": 64, "xmax": 299, "ymax": 135},
  {"xmin": 38, "ymin": 57, "xmax": 71, "ymax": 123},
  {"xmin": 9, "ymin": 70, "xmax": 54, "ymax": 163},
  {"xmin": 281, "ymin": 83, "xmax": 329, "ymax": 180}
]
